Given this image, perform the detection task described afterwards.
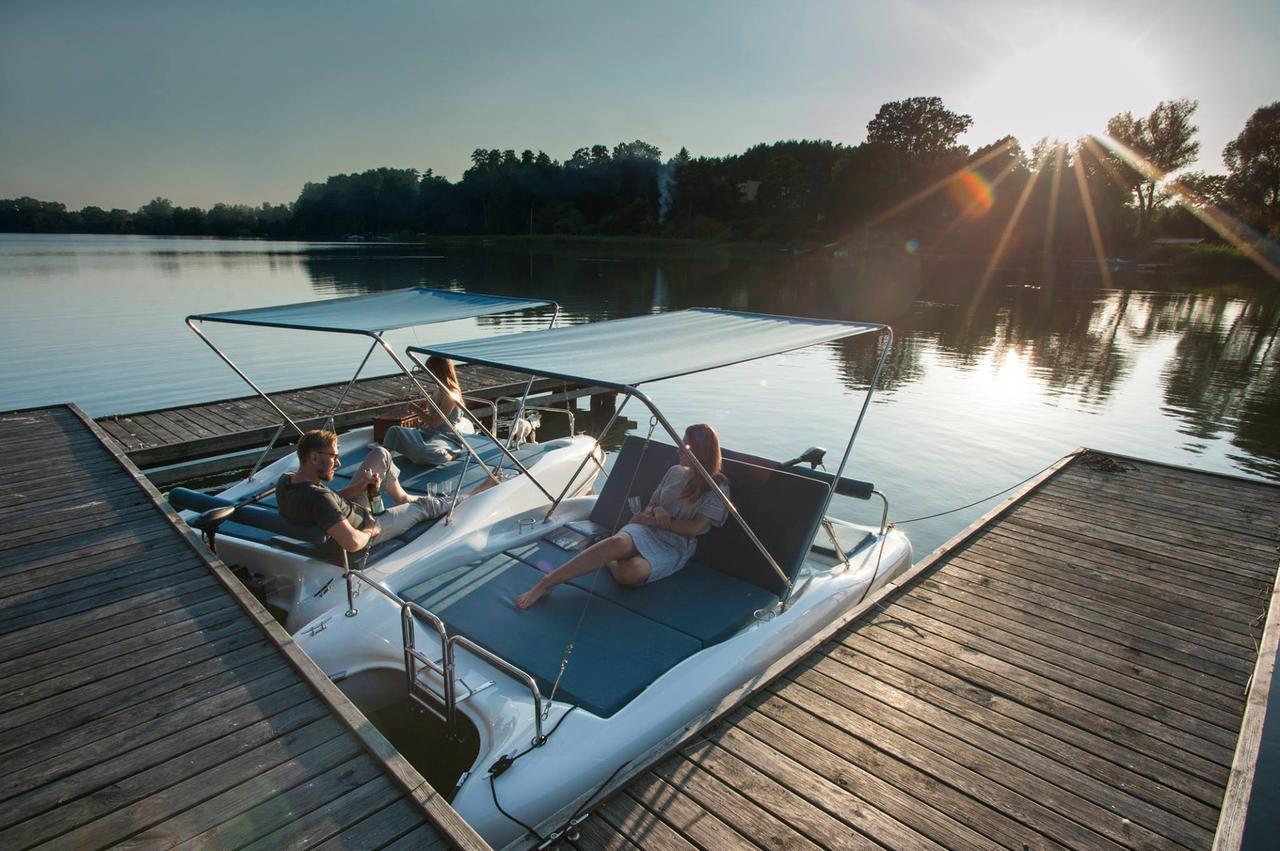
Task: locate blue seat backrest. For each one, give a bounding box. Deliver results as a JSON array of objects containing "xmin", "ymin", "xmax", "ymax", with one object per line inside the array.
[{"xmin": 589, "ymin": 436, "xmax": 830, "ymax": 596}]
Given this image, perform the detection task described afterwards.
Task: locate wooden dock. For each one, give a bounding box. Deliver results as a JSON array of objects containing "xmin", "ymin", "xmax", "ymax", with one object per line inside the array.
[
  {"xmin": 0, "ymin": 405, "xmax": 488, "ymax": 850},
  {"xmin": 96, "ymin": 363, "xmax": 602, "ymax": 471},
  {"xmin": 584, "ymin": 450, "xmax": 1280, "ymax": 850}
]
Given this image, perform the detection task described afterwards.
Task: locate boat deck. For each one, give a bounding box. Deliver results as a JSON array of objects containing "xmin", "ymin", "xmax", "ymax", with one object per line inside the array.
[
  {"xmin": 0, "ymin": 405, "xmax": 487, "ymax": 850},
  {"xmin": 96, "ymin": 363, "xmax": 597, "ymax": 468},
  {"xmin": 583, "ymin": 450, "xmax": 1280, "ymax": 850}
]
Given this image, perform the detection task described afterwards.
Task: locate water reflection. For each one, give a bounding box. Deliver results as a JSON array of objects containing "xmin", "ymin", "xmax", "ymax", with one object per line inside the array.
[
  {"xmin": 296, "ymin": 243, "xmax": 1280, "ymax": 478},
  {"xmin": 1, "ymin": 234, "xmax": 1276, "ymax": 488}
]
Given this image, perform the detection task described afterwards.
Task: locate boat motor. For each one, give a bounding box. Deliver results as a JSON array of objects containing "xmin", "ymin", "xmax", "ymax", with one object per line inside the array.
[{"xmin": 782, "ymin": 446, "xmax": 827, "ymax": 470}]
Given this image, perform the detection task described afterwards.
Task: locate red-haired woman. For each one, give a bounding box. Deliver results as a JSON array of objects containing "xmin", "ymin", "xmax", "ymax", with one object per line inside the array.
[{"xmin": 515, "ymin": 423, "xmax": 730, "ymax": 609}]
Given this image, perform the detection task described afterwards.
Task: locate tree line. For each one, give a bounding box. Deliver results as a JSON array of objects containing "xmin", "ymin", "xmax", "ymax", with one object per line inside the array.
[{"xmin": 2, "ymin": 97, "xmax": 1276, "ymax": 258}]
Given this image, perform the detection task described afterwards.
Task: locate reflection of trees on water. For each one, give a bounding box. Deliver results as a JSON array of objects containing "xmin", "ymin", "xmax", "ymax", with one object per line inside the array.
[
  {"xmin": 299, "ymin": 244, "xmax": 1280, "ymax": 478},
  {"xmin": 1159, "ymin": 293, "xmax": 1280, "ymax": 477}
]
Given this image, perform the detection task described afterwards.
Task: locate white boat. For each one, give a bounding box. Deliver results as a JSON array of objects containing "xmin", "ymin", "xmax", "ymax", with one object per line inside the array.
[
  {"xmin": 169, "ymin": 287, "xmax": 602, "ymax": 632},
  {"xmin": 294, "ymin": 308, "xmax": 914, "ymax": 849}
]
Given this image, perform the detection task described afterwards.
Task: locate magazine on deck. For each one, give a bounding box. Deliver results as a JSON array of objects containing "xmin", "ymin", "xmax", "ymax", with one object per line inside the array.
[{"xmin": 545, "ymin": 522, "xmax": 603, "ymax": 552}]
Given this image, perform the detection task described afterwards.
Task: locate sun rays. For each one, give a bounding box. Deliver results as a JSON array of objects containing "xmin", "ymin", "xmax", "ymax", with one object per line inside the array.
[{"xmin": 839, "ymin": 127, "xmax": 1278, "ymax": 311}]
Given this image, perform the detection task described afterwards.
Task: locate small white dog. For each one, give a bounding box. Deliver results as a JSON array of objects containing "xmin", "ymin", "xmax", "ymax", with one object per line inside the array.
[{"xmin": 509, "ymin": 411, "xmax": 541, "ymax": 446}]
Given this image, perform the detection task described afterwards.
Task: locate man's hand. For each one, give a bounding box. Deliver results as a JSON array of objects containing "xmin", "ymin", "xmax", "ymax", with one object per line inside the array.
[{"xmin": 364, "ymin": 518, "xmax": 381, "ymax": 539}]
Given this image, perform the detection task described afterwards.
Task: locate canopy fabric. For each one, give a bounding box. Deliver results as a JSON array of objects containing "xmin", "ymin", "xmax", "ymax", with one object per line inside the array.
[
  {"xmin": 189, "ymin": 287, "xmax": 554, "ymax": 335},
  {"xmin": 407, "ymin": 308, "xmax": 883, "ymax": 389}
]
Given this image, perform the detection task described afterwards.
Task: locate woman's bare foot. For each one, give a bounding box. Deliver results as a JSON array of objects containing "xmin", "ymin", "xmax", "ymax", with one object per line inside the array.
[{"xmin": 514, "ymin": 584, "xmax": 548, "ymax": 609}]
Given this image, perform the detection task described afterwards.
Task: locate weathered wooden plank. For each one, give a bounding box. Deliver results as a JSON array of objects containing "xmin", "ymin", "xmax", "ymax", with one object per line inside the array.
[
  {"xmin": 0, "ymin": 652, "xmax": 291, "ymax": 780},
  {"xmin": 0, "ymin": 563, "xmax": 211, "ymax": 633},
  {"xmin": 0, "ymin": 621, "xmax": 263, "ymax": 734},
  {"xmin": 773, "ymin": 668, "xmax": 1129, "ymax": 849},
  {"xmin": 0, "ymin": 605, "xmax": 248, "ymax": 709},
  {"xmin": 238, "ymin": 773, "xmax": 406, "ymax": 851},
  {"xmin": 792, "ymin": 653, "xmax": 1212, "ymax": 847},
  {"xmin": 854, "ymin": 614, "xmax": 1232, "ymax": 784},
  {"xmin": 377, "ymin": 821, "xmax": 451, "ymax": 851},
  {"xmin": 902, "ymin": 580, "xmax": 1247, "ymax": 726},
  {"xmin": 0, "ymin": 593, "xmax": 238, "ymax": 683},
  {"xmin": 646, "ymin": 751, "xmax": 822, "ymax": 851},
  {"xmin": 933, "ymin": 561, "xmax": 1255, "ymax": 682},
  {"xmin": 726, "ymin": 696, "xmax": 1006, "ymax": 850},
  {"xmin": 971, "ymin": 531, "xmax": 1267, "ymax": 637},
  {"xmin": 0, "ymin": 678, "xmax": 316, "ymax": 831},
  {"xmin": 841, "ymin": 631, "xmax": 1224, "ymax": 808},
  {"xmin": 592, "ymin": 792, "xmax": 702, "ymax": 851},
  {"xmin": 0, "ymin": 577, "xmax": 224, "ymax": 662},
  {"xmin": 1049, "ymin": 475, "xmax": 1278, "ymax": 543},
  {"xmin": 9, "ymin": 715, "xmax": 349, "ymax": 849},
  {"xmin": 615, "ymin": 771, "xmax": 757, "ymax": 850},
  {"xmin": 310, "ymin": 798, "xmax": 437, "ymax": 851},
  {"xmin": 0, "ymin": 665, "xmax": 301, "ymax": 807},
  {"xmin": 675, "ymin": 734, "xmax": 884, "ymax": 849},
  {"xmin": 0, "ymin": 407, "xmax": 464, "ymax": 850},
  {"xmin": 1029, "ymin": 488, "xmax": 1280, "ymax": 562}
]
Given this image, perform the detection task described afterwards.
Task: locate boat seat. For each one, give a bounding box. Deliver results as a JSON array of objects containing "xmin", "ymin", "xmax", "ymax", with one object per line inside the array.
[
  {"xmin": 168, "ymin": 487, "xmax": 436, "ymax": 568},
  {"xmin": 590, "ymin": 435, "xmax": 832, "ymax": 595},
  {"xmin": 508, "ymin": 537, "xmax": 775, "ymax": 647},
  {"xmin": 403, "ymin": 556, "xmax": 701, "ymax": 718}
]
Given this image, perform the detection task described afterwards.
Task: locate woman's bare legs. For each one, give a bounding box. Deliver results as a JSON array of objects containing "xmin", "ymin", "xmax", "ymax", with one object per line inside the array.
[{"xmin": 514, "ymin": 532, "xmax": 650, "ymax": 608}]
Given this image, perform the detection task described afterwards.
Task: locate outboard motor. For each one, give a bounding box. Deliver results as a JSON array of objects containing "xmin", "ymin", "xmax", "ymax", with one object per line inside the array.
[{"xmin": 782, "ymin": 445, "xmax": 827, "ymax": 470}]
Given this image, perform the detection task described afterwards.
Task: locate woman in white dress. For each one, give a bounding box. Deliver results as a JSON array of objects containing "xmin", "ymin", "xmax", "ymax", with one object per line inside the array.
[{"xmin": 514, "ymin": 423, "xmax": 730, "ymax": 609}]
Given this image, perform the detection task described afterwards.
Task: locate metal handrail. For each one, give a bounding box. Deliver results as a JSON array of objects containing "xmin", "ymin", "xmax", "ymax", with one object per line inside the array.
[
  {"xmin": 343, "ymin": 567, "xmax": 545, "ymax": 743},
  {"xmin": 494, "ymin": 395, "xmax": 576, "ymax": 440}
]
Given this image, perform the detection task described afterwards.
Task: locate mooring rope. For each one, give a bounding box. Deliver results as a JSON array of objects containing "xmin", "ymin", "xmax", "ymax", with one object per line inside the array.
[{"xmin": 892, "ymin": 450, "xmax": 1086, "ymax": 525}]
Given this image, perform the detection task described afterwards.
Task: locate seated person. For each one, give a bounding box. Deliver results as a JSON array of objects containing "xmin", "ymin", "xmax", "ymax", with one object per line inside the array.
[
  {"xmin": 277, "ymin": 429, "xmax": 495, "ymax": 553},
  {"xmin": 515, "ymin": 423, "xmax": 730, "ymax": 608},
  {"xmin": 381, "ymin": 356, "xmax": 466, "ymax": 465}
]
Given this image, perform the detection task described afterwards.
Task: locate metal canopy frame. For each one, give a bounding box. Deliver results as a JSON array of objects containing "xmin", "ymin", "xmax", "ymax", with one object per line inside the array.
[
  {"xmin": 185, "ymin": 288, "xmax": 561, "ymax": 483},
  {"xmin": 407, "ymin": 311, "xmax": 894, "ymax": 602}
]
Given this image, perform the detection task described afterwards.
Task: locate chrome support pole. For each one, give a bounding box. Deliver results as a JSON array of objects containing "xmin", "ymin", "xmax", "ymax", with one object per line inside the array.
[
  {"xmin": 397, "ymin": 347, "xmax": 559, "ymax": 504},
  {"xmin": 325, "ymin": 338, "xmax": 380, "ymax": 430},
  {"xmin": 542, "ymin": 395, "xmax": 628, "ymax": 522},
  {"xmin": 387, "ymin": 344, "xmax": 499, "ymax": 481},
  {"xmin": 506, "ymin": 376, "xmax": 537, "ymax": 449},
  {"xmin": 629, "ymin": 388, "xmax": 792, "ymax": 595},
  {"xmin": 803, "ymin": 324, "xmax": 892, "ymax": 540},
  {"xmin": 186, "ymin": 317, "xmax": 305, "ymax": 437},
  {"xmin": 343, "ymin": 554, "xmax": 358, "ymax": 617},
  {"xmin": 249, "ymin": 420, "xmax": 288, "ymax": 477}
]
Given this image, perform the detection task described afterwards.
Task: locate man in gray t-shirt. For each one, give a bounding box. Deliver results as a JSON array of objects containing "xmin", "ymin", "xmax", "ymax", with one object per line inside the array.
[{"xmin": 277, "ymin": 429, "xmax": 489, "ymax": 553}]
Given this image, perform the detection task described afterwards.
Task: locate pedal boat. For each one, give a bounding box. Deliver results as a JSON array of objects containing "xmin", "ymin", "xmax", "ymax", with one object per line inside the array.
[
  {"xmin": 294, "ymin": 308, "xmax": 914, "ymax": 849},
  {"xmin": 168, "ymin": 287, "xmax": 602, "ymax": 632}
]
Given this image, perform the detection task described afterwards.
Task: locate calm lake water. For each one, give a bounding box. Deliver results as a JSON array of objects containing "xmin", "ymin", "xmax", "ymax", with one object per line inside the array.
[{"xmin": 2, "ymin": 232, "xmax": 1278, "ymax": 560}]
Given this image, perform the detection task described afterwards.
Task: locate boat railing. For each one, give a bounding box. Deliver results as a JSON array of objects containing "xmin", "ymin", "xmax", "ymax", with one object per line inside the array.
[
  {"xmin": 492, "ymin": 395, "xmax": 576, "ymax": 444},
  {"xmin": 459, "ymin": 393, "xmax": 499, "ymax": 434},
  {"xmin": 343, "ymin": 567, "xmax": 545, "ymax": 743}
]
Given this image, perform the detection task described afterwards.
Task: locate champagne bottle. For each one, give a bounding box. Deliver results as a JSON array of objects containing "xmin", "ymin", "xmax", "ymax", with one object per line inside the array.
[{"xmin": 367, "ymin": 482, "xmax": 385, "ymax": 515}]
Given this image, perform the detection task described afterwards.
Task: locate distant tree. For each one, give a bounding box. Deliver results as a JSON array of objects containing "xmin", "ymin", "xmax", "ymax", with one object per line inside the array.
[
  {"xmin": 1223, "ymin": 101, "xmax": 1280, "ymax": 237},
  {"xmin": 866, "ymin": 96, "xmax": 973, "ymax": 158},
  {"xmin": 589, "ymin": 144, "xmax": 611, "ymax": 165},
  {"xmin": 1105, "ymin": 98, "xmax": 1200, "ymax": 236},
  {"xmin": 136, "ymin": 197, "xmax": 175, "ymax": 234},
  {"xmin": 612, "ymin": 140, "xmax": 662, "ymax": 161}
]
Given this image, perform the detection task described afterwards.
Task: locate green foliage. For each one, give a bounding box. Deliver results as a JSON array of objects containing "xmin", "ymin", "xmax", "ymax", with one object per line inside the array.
[
  {"xmin": 1224, "ymin": 101, "xmax": 1280, "ymax": 238},
  {"xmin": 865, "ymin": 96, "xmax": 973, "ymax": 159},
  {"xmin": 1104, "ymin": 99, "xmax": 1200, "ymax": 235}
]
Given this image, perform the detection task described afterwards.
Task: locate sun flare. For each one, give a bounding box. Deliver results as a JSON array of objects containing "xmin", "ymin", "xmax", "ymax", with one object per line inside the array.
[{"xmin": 967, "ymin": 30, "xmax": 1168, "ymax": 145}]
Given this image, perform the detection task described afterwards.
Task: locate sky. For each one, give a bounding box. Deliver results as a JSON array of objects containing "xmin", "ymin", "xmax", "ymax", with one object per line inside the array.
[{"xmin": 2, "ymin": 0, "xmax": 1277, "ymax": 211}]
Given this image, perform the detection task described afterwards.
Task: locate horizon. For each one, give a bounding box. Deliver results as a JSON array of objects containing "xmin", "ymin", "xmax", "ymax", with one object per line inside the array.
[{"xmin": 2, "ymin": 0, "xmax": 1277, "ymax": 211}]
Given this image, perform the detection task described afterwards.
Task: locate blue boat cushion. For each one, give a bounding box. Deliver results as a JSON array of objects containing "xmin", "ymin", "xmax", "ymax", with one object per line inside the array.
[
  {"xmin": 169, "ymin": 434, "xmax": 546, "ymax": 568},
  {"xmin": 404, "ymin": 556, "xmax": 701, "ymax": 718},
  {"xmin": 510, "ymin": 538, "xmax": 774, "ymax": 647},
  {"xmin": 589, "ymin": 436, "xmax": 831, "ymax": 595}
]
